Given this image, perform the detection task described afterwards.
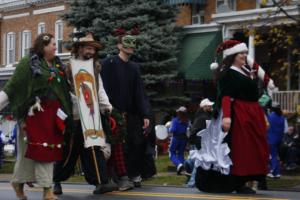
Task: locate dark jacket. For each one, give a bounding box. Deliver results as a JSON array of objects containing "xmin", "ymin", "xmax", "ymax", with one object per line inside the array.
[{"xmin": 190, "ymin": 109, "xmax": 212, "ymax": 149}]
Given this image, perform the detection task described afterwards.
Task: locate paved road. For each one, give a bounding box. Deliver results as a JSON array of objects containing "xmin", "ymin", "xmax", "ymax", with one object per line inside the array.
[{"xmin": 0, "ymin": 182, "xmax": 299, "ymax": 200}]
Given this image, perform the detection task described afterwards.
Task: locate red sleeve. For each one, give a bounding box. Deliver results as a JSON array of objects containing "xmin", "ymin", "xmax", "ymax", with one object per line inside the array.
[
  {"xmin": 263, "ymin": 75, "xmax": 270, "ymax": 88},
  {"xmin": 222, "ymin": 96, "xmax": 231, "ymax": 118}
]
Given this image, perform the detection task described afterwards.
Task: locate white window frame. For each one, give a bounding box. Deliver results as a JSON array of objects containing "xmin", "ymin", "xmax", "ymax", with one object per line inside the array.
[
  {"xmin": 55, "ymin": 20, "xmax": 63, "ymax": 54},
  {"xmin": 38, "ymin": 22, "xmax": 46, "ymax": 34},
  {"xmin": 216, "ymin": 0, "xmax": 236, "ymax": 12},
  {"xmin": 6, "ymin": 32, "xmax": 16, "ymax": 66},
  {"xmin": 256, "ymin": 0, "xmax": 261, "ymax": 8},
  {"xmin": 2, "ymin": 33, "xmax": 6, "ymax": 65},
  {"xmin": 191, "ymin": 4, "xmax": 205, "ymax": 25},
  {"xmin": 21, "ymin": 30, "xmax": 32, "ymax": 58}
]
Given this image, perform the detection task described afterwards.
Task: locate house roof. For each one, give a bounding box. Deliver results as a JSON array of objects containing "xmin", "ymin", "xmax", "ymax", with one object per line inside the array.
[{"xmin": 180, "ymin": 31, "xmax": 222, "ymax": 80}]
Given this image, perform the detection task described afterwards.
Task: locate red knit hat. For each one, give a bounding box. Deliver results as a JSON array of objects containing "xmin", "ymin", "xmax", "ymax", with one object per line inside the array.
[{"xmin": 210, "ymin": 40, "xmax": 248, "ymax": 70}]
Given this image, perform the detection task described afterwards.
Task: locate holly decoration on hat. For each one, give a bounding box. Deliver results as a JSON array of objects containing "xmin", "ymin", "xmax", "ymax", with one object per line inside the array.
[
  {"xmin": 114, "ymin": 28, "xmax": 126, "ymax": 36},
  {"xmin": 113, "ymin": 25, "xmax": 140, "ymax": 37}
]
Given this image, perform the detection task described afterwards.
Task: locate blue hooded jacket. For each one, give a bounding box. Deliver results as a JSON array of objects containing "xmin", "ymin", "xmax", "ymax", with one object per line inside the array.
[{"xmin": 267, "ymin": 112, "xmax": 285, "ymax": 144}]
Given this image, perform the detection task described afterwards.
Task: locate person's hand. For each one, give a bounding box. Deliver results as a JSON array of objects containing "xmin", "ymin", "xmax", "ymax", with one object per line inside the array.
[
  {"xmin": 28, "ymin": 97, "xmax": 44, "ymax": 116},
  {"xmin": 222, "ymin": 117, "xmax": 231, "ymax": 132},
  {"xmin": 101, "ymin": 108, "xmax": 112, "ymax": 117},
  {"xmin": 104, "ymin": 109, "xmax": 112, "ymax": 117},
  {"xmin": 143, "ymin": 118, "xmax": 150, "ymax": 129}
]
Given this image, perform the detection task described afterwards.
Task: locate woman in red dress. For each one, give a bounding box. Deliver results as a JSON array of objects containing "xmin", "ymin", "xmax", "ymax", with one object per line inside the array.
[
  {"xmin": 214, "ymin": 40, "xmax": 275, "ymax": 193},
  {"xmin": 0, "ymin": 33, "xmax": 71, "ymax": 200}
]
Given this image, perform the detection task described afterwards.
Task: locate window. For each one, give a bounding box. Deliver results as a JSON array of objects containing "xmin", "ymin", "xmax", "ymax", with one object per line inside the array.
[
  {"xmin": 6, "ymin": 32, "xmax": 16, "ymax": 65},
  {"xmin": 191, "ymin": 4, "xmax": 205, "ymax": 24},
  {"xmin": 38, "ymin": 22, "xmax": 45, "ymax": 34},
  {"xmin": 216, "ymin": 0, "xmax": 236, "ymax": 12},
  {"xmin": 259, "ymin": 0, "xmax": 280, "ymax": 7},
  {"xmin": 55, "ymin": 20, "xmax": 63, "ymax": 54},
  {"xmin": 22, "ymin": 30, "xmax": 31, "ymax": 57}
]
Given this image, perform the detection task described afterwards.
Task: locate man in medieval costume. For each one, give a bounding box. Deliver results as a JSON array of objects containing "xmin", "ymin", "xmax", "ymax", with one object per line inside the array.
[
  {"xmin": 101, "ymin": 27, "xmax": 152, "ymax": 188},
  {"xmin": 53, "ymin": 33, "xmax": 116, "ymax": 195}
]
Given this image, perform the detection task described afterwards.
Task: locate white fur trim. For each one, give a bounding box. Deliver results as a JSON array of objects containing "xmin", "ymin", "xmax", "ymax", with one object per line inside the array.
[
  {"xmin": 257, "ymin": 66, "xmax": 265, "ymax": 81},
  {"xmin": 210, "ymin": 62, "xmax": 219, "ymax": 70},
  {"xmin": 230, "ymin": 66, "xmax": 248, "ymax": 77},
  {"xmin": 247, "ymin": 55, "xmax": 254, "ymax": 68},
  {"xmin": 223, "ymin": 43, "xmax": 248, "ymax": 57},
  {"xmin": 57, "ymin": 108, "xmax": 68, "ymax": 120}
]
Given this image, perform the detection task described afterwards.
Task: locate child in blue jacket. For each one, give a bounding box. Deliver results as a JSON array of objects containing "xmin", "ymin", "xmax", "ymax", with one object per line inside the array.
[
  {"xmin": 267, "ymin": 102, "xmax": 285, "ymax": 178},
  {"xmin": 169, "ymin": 106, "xmax": 189, "ymax": 175}
]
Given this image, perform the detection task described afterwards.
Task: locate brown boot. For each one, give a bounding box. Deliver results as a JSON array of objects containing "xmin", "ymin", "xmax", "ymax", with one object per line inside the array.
[
  {"xmin": 43, "ymin": 187, "xmax": 58, "ymax": 200},
  {"xmin": 11, "ymin": 182, "xmax": 27, "ymax": 200}
]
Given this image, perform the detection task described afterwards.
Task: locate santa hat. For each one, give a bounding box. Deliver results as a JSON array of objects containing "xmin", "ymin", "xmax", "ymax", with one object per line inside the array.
[{"xmin": 210, "ymin": 40, "xmax": 248, "ymax": 70}]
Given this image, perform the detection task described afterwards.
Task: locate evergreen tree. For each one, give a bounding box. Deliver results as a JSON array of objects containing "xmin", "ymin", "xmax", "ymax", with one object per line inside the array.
[{"xmin": 63, "ymin": 0, "xmax": 187, "ymax": 110}]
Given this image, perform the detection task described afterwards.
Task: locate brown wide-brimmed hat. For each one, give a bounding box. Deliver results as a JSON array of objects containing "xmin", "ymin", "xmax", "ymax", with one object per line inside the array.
[{"xmin": 77, "ymin": 33, "xmax": 103, "ymax": 50}]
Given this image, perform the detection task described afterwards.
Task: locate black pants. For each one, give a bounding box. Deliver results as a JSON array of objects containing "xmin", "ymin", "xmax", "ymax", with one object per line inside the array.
[
  {"xmin": 125, "ymin": 114, "xmax": 147, "ymax": 178},
  {"xmin": 0, "ymin": 143, "xmax": 4, "ymax": 168},
  {"xmin": 53, "ymin": 121, "xmax": 108, "ymax": 185}
]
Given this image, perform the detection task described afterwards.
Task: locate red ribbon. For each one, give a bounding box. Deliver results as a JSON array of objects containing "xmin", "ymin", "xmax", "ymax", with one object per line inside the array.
[{"xmin": 109, "ymin": 117, "xmax": 117, "ymax": 132}]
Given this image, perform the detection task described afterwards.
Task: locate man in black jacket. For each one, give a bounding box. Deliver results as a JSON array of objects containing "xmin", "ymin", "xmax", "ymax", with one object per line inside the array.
[
  {"xmin": 190, "ymin": 98, "xmax": 214, "ymax": 149},
  {"xmin": 101, "ymin": 29, "xmax": 151, "ymax": 188},
  {"xmin": 281, "ymin": 126, "xmax": 300, "ymax": 170}
]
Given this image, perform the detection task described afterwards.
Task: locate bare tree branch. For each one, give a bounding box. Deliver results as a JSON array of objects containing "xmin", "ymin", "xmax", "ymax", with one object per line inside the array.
[{"xmin": 271, "ymin": 0, "xmax": 300, "ymax": 23}]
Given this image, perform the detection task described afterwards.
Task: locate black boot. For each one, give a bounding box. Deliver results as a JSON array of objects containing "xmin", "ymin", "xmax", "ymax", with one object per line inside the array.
[
  {"xmin": 93, "ymin": 183, "xmax": 117, "ymax": 194},
  {"xmin": 236, "ymin": 186, "xmax": 256, "ymax": 194},
  {"xmin": 257, "ymin": 178, "xmax": 268, "ymax": 190},
  {"xmin": 133, "ymin": 181, "xmax": 141, "ymax": 188},
  {"xmin": 53, "ymin": 182, "xmax": 63, "ymax": 195}
]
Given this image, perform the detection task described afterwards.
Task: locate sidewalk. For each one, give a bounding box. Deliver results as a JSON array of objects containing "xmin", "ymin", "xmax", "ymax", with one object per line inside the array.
[{"xmin": 0, "ymin": 173, "xmax": 11, "ymax": 182}]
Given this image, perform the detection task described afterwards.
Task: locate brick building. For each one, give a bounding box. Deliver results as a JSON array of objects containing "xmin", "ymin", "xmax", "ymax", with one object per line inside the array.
[
  {"xmin": 174, "ymin": 0, "xmax": 299, "ymax": 113},
  {"xmin": 0, "ymin": 0, "xmax": 71, "ymax": 68},
  {"xmin": 172, "ymin": 0, "xmax": 299, "ymax": 82},
  {"xmin": 0, "ymin": 0, "xmax": 299, "ymax": 75}
]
